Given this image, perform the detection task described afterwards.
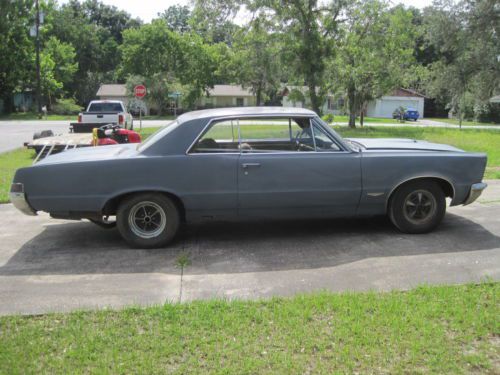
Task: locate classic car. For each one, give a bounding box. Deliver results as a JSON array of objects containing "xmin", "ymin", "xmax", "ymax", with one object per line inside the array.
[{"xmin": 10, "ymin": 107, "xmax": 487, "ymax": 248}]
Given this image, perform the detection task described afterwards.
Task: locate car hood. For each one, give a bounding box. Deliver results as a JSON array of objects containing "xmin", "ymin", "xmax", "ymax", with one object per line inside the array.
[
  {"xmin": 346, "ymin": 138, "xmax": 464, "ymax": 152},
  {"xmin": 36, "ymin": 143, "xmax": 139, "ymax": 165}
]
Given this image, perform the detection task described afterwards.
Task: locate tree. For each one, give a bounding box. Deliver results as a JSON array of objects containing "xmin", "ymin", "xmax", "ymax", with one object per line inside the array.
[
  {"xmin": 230, "ymin": 16, "xmax": 282, "ymax": 105},
  {"xmin": 43, "ymin": 37, "xmax": 78, "ymax": 96},
  {"xmin": 120, "ymin": 20, "xmax": 223, "ymax": 112},
  {"xmin": 158, "ymin": 5, "xmax": 191, "ymax": 33},
  {"xmin": 423, "ymin": 0, "xmax": 499, "ymax": 127},
  {"xmin": 0, "ymin": 0, "xmax": 34, "ymax": 112},
  {"xmin": 330, "ymin": 0, "xmax": 417, "ymax": 127},
  {"xmin": 246, "ymin": 0, "xmax": 345, "ymax": 115}
]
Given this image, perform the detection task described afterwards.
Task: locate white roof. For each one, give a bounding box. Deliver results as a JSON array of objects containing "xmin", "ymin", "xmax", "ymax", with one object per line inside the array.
[
  {"xmin": 96, "ymin": 84, "xmax": 127, "ymax": 97},
  {"xmin": 207, "ymin": 85, "xmax": 254, "ymax": 97}
]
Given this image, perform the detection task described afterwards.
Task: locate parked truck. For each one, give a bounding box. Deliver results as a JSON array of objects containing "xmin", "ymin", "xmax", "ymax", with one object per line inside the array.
[{"xmin": 70, "ymin": 100, "xmax": 133, "ymax": 133}]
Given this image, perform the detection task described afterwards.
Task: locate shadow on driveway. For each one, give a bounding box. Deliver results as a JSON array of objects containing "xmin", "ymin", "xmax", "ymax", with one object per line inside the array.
[{"xmin": 1, "ymin": 211, "xmax": 498, "ymax": 277}]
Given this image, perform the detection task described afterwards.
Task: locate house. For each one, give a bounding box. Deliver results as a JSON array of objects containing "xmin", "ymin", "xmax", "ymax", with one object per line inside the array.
[
  {"xmin": 365, "ymin": 88, "xmax": 425, "ymax": 118},
  {"xmin": 199, "ymin": 85, "xmax": 256, "ymax": 108},
  {"xmin": 281, "ymin": 86, "xmax": 336, "ymax": 114},
  {"xmin": 95, "ymin": 84, "xmax": 256, "ymax": 114},
  {"xmin": 282, "ymin": 86, "xmax": 425, "ymax": 118}
]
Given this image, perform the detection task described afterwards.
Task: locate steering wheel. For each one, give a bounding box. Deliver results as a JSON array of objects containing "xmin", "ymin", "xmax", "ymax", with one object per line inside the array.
[{"xmin": 294, "ymin": 129, "xmax": 315, "ymax": 151}]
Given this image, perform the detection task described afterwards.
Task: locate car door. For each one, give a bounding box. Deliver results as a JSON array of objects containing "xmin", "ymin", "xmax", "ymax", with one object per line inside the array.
[{"xmin": 237, "ymin": 117, "xmax": 362, "ymax": 218}]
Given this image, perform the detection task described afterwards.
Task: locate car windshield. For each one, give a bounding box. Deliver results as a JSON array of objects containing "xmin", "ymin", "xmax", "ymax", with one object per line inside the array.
[
  {"xmin": 137, "ymin": 121, "xmax": 180, "ymax": 152},
  {"xmin": 88, "ymin": 102, "xmax": 123, "ymax": 112}
]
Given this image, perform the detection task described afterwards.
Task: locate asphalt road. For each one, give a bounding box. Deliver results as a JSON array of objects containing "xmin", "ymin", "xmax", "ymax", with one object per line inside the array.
[
  {"xmin": 1, "ymin": 181, "xmax": 499, "ymax": 316},
  {"xmin": 0, "ymin": 120, "xmax": 169, "ymax": 153}
]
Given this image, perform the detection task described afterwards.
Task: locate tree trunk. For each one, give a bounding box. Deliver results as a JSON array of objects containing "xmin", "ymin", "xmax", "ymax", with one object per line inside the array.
[
  {"xmin": 349, "ymin": 112, "xmax": 356, "ymax": 128},
  {"xmin": 347, "ymin": 88, "xmax": 356, "ymax": 128},
  {"xmin": 308, "ymin": 85, "xmax": 321, "ymax": 115},
  {"xmin": 256, "ymin": 85, "xmax": 262, "ymax": 106}
]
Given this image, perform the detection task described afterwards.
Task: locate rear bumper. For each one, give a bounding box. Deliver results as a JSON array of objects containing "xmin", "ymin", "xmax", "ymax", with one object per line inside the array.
[
  {"xmin": 463, "ymin": 182, "xmax": 488, "ymax": 205},
  {"xmin": 10, "ymin": 191, "xmax": 37, "ymax": 216}
]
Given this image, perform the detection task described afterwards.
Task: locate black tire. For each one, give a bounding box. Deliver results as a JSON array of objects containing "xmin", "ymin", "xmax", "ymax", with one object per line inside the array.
[
  {"xmin": 117, "ymin": 193, "xmax": 180, "ymax": 248},
  {"xmin": 389, "ymin": 180, "xmax": 446, "ymax": 234}
]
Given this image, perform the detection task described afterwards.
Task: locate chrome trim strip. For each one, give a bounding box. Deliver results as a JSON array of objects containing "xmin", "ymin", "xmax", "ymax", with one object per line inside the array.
[{"xmin": 463, "ymin": 182, "xmax": 487, "ymax": 205}]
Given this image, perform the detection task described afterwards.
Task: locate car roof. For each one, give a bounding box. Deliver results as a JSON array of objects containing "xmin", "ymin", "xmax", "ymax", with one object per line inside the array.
[{"xmin": 177, "ymin": 106, "xmax": 317, "ymax": 123}]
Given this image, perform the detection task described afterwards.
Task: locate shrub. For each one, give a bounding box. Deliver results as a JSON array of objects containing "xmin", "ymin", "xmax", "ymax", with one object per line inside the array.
[
  {"xmin": 322, "ymin": 113, "xmax": 335, "ymax": 123},
  {"xmin": 51, "ymin": 98, "xmax": 82, "ymax": 115}
]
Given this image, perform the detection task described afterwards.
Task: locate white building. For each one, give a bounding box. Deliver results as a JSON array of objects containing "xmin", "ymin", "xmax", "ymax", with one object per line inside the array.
[{"xmin": 365, "ymin": 88, "xmax": 425, "ymax": 118}]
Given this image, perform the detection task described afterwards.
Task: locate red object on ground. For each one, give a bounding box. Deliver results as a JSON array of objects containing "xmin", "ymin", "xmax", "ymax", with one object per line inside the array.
[
  {"xmin": 97, "ymin": 138, "xmax": 118, "ymax": 145},
  {"xmin": 134, "ymin": 85, "xmax": 147, "ymax": 98}
]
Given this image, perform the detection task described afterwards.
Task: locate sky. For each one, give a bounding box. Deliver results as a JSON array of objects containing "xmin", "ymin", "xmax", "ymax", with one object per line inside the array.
[{"xmin": 60, "ymin": 0, "xmax": 435, "ymax": 23}]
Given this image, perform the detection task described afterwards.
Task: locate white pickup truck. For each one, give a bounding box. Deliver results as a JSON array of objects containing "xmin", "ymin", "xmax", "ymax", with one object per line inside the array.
[{"xmin": 71, "ymin": 100, "xmax": 133, "ymax": 133}]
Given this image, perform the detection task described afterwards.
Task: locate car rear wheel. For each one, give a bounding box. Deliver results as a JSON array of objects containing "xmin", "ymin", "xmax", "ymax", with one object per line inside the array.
[
  {"xmin": 389, "ymin": 181, "xmax": 446, "ymax": 234},
  {"xmin": 117, "ymin": 193, "xmax": 180, "ymax": 248}
]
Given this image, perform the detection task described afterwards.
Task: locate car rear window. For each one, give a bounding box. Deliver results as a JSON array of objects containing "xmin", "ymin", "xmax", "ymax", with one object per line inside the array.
[{"xmin": 88, "ymin": 103, "xmax": 123, "ymax": 112}]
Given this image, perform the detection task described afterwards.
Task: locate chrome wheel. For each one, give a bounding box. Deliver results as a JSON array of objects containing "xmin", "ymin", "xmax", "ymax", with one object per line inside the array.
[
  {"xmin": 403, "ymin": 189, "xmax": 437, "ymax": 225},
  {"xmin": 128, "ymin": 201, "xmax": 166, "ymax": 239}
]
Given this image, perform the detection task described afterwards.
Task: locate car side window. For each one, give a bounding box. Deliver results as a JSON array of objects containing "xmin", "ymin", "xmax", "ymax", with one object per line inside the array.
[
  {"xmin": 238, "ymin": 117, "xmax": 315, "ymax": 153},
  {"xmin": 190, "ymin": 120, "xmax": 239, "ymax": 153},
  {"xmin": 312, "ymin": 123, "xmax": 341, "ymax": 151}
]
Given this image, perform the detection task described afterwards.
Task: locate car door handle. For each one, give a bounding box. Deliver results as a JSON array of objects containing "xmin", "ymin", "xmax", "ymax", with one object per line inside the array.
[{"xmin": 241, "ymin": 163, "xmax": 261, "ymax": 169}]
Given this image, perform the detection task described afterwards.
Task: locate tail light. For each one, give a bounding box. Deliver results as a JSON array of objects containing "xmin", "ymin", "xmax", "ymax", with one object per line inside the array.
[
  {"xmin": 78, "ymin": 114, "xmax": 82, "ymax": 123},
  {"xmin": 118, "ymin": 114, "xmax": 124, "ymax": 125}
]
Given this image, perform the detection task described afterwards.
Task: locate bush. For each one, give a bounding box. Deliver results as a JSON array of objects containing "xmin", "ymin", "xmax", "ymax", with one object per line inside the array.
[
  {"xmin": 322, "ymin": 113, "xmax": 335, "ymax": 123},
  {"xmin": 51, "ymin": 98, "xmax": 82, "ymax": 115}
]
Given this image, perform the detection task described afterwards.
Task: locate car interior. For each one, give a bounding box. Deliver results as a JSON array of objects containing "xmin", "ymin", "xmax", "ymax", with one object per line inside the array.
[{"xmin": 190, "ymin": 117, "xmax": 340, "ymax": 153}]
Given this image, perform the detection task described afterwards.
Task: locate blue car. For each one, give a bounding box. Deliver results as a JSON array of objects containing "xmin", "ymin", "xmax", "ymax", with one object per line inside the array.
[{"xmin": 393, "ymin": 107, "xmax": 420, "ymax": 121}]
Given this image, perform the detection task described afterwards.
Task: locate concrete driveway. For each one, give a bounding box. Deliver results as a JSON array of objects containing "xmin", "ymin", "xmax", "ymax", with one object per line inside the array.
[{"xmin": 1, "ymin": 182, "xmax": 499, "ymax": 316}]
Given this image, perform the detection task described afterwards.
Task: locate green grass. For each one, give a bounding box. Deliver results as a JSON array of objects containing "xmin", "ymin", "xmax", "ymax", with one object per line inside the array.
[
  {"xmin": 330, "ymin": 115, "xmax": 402, "ymax": 124},
  {"xmin": 0, "ymin": 282, "xmax": 498, "ymax": 373},
  {"xmin": 0, "ymin": 113, "xmax": 77, "ymax": 121},
  {"xmin": 0, "ymin": 148, "xmax": 34, "ymax": 203},
  {"xmin": 427, "ymin": 117, "xmax": 500, "ymax": 126}
]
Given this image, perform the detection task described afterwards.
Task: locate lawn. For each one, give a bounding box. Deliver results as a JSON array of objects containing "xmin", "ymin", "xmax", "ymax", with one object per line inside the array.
[
  {"xmin": 330, "ymin": 115, "xmax": 402, "ymax": 124},
  {"xmin": 0, "ymin": 148, "xmax": 34, "ymax": 203},
  {"xmin": 427, "ymin": 117, "xmax": 500, "ymax": 127},
  {"xmin": 0, "ymin": 282, "xmax": 498, "ymax": 373}
]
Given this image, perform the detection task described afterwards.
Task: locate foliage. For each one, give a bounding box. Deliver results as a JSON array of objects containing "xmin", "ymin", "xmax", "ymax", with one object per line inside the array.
[
  {"xmin": 157, "ymin": 5, "xmax": 191, "ymax": 33},
  {"xmin": 330, "ymin": 0, "xmax": 417, "ymax": 127},
  {"xmin": 120, "ymin": 20, "xmax": 224, "ymax": 111},
  {"xmin": 51, "ymin": 98, "xmax": 82, "ymax": 115},
  {"xmin": 0, "ymin": 0, "xmax": 35, "ymax": 111},
  {"xmin": 322, "ymin": 113, "xmax": 335, "ymax": 123},
  {"xmin": 423, "ymin": 0, "xmax": 500, "ymax": 127},
  {"xmin": 229, "ymin": 16, "xmax": 282, "ymax": 105}
]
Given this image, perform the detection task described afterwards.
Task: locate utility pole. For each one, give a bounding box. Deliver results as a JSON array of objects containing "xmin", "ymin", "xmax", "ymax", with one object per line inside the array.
[{"xmin": 35, "ymin": 0, "xmax": 42, "ymax": 117}]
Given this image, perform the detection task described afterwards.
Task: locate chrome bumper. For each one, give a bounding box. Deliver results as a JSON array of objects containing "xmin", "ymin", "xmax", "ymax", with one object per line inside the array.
[
  {"xmin": 9, "ymin": 185, "xmax": 37, "ymax": 216},
  {"xmin": 463, "ymin": 182, "xmax": 488, "ymax": 205}
]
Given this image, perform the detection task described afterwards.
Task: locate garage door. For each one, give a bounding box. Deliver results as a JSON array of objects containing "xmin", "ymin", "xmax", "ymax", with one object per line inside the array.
[{"xmin": 379, "ymin": 100, "xmax": 419, "ymax": 118}]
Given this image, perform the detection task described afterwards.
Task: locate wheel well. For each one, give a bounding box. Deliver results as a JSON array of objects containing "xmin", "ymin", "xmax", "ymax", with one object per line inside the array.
[
  {"xmin": 387, "ymin": 177, "xmax": 454, "ymax": 210},
  {"xmin": 102, "ymin": 191, "xmax": 186, "ymax": 221}
]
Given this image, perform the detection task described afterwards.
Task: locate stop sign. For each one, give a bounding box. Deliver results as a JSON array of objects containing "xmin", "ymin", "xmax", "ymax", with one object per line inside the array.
[{"xmin": 134, "ymin": 85, "xmax": 146, "ymax": 98}]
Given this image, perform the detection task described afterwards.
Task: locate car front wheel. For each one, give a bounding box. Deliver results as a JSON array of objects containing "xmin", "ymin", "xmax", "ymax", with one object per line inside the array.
[
  {"xmin": 389, "ymin": 181, "xmax": 446, "ymax": 234},
  {"xmin": 117, "ymin": 193, "xmax": 180, "ymax": 248}
]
